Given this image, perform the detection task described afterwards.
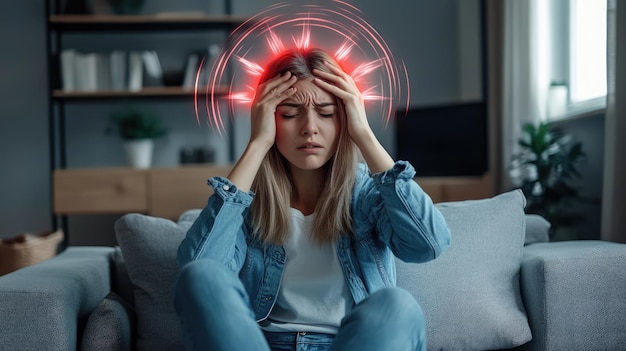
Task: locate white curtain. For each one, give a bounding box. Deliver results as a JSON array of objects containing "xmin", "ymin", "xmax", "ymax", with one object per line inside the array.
[
  {"xmin": 602, "ymin": 0, "xmax": 626, "ymax": 243},
  {"xmin": 500, "ymin": 0, "xmax": 551, "ymax": 191}
]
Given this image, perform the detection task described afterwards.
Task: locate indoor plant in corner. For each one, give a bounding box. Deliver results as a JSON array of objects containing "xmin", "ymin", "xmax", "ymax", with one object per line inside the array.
[
  {"xmin": 509, "ymin": 121, "xmax": 586, "ymax": 240},
  {"xmin": 106, "ymin": 107, "xmax": 167, "ymax": 169}
]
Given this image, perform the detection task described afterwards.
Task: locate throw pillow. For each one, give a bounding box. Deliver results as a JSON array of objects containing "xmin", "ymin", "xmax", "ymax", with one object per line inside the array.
[
  {"xmin": 395, "ymin": 190, "xmax": 532, "ymax": 350},
  {"xmin": 524, "ymin": 213, "xmax": 550, "ymax": 245},
  {"xmin": 114, "ymin": 213, "xmax": 191, "ymax": 351},
  {"xmin": 81, "ymin": 292, "xmax": 135, "ymax": 351}
]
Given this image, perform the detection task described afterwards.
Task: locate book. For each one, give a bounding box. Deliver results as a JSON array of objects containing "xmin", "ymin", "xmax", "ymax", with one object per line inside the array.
[
  {"xmin": 182, "ymin": 44, "xmax": 221, "ymax": 89},
  {"xmin": 60, "ymin": 50, "xmax": 77, "ymax": 91},
  {"xmin": 128, "ymin": 51, "xmax": 143, "ymax": 92},
  {"xmin": 141, "ymin": 51, "xmax": 164, "ymax": 87},
  {"xmin": 182, "ymin": 53, "xmax": 199, "ymax": 89},
  {"xmin": 73, "ymin": 52, "xmax": 98, "ymax": 92}
]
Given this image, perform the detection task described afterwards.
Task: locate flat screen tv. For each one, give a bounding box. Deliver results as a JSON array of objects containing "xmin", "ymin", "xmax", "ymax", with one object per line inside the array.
[{"xmin": 395, "ymin": 102, "xmax": 488, "ymax": 177}]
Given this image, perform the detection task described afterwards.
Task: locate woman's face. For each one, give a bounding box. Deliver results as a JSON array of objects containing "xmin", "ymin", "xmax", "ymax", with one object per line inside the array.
[{"xmin": 275, "ymin": 79, "xmax": 340, "ymax": 172}]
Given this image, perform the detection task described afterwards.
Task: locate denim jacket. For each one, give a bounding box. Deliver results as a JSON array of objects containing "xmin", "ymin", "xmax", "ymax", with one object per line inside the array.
[{"xmin": 177, "ymin": 160, "xmax": 451, "ymax": 322}]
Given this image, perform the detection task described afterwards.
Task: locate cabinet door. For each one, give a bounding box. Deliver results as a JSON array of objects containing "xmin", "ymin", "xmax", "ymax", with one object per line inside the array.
[
  {"xmin": 54, "ymin": 168, "xmax": 148, "ymax": 214},
  {"xmin": 415, "ymin": 174, "xmax": 494, "ymax": 203},
  {"xmin": 149, "ymin": 165, "xmax": 232, "ymax": 220}
]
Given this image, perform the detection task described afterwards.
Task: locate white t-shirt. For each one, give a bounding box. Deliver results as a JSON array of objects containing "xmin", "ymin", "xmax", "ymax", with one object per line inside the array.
[{"xmin": 259, "ymin": 208, "xmax": 354, "ymax": 334}]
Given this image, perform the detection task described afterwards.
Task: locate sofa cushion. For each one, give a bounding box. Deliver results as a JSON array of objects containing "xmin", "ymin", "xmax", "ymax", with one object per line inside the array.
[
  {"xmin": 395, "ymin": 190, "xmax": 532, "ymax": 350},
  {"xmin": 114, "ymin": 212, "xmax": 193, "ymax": 351},
  {"xmin": 524, "ymin": 213, "xmax": 550, "ymax": 245},
  {"xmin": 115, "ymin": 192, "xmax": 531, "ymax": 351},
  {"xmin": 81, "ymin": 292, "xmax": 135, "ymax": 351}
]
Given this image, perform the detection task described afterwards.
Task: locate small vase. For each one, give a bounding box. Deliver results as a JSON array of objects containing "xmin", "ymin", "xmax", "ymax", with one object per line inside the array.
[{"xmin": 125, "ymin": 139, "xmax": 153, "ymax": 169}]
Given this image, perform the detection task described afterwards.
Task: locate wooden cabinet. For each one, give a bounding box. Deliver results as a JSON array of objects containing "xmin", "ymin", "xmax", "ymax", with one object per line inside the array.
[
  {"xmin": 54, "ymin": 165, "xmax": 231, "ymax": 220},
  {"xmin": 54, "ymin": 168, "xmax": 148, "ymax": 214},
  {"xmin": 54, "ymin": 166, "xmax": 492, "ymax": 222},
  {"xmin": 416, "ymin": 174, "xmax": 494, "ymax": 203},
  {"xmin": 149, "ymin": 165, "xmax": 231, "ymax": 219}
]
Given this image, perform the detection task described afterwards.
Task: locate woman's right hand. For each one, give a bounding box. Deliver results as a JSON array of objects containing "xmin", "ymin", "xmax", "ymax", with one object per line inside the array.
[{"xmin": 249, "ymin": 71, "xmax": 298, "ymax": 149}]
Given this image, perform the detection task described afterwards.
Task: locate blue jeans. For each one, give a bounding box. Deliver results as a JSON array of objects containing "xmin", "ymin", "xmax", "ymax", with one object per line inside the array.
[{"xmin": 174, "ymin": 259, "xmax": 427, "ymax": 351}]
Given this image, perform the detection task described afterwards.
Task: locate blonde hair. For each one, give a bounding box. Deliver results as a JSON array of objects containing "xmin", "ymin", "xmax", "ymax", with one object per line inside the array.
[{"xmin": 251, "ymin": 48, "xmax": 359, "ymax": 245}]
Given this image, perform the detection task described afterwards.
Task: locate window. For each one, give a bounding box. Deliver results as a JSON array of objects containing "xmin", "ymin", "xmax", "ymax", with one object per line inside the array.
[
  {"xmin": 570, "ymin": 0, "xmax": 607, "ymax": 108},
  {"xmin": 548, "ymin": 0, "xmax": 607, "ymax": 120}
]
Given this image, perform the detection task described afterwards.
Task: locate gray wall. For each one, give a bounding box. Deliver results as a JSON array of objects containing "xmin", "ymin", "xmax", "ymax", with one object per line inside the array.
[
  {"xmin": 0, "ymin": 2, "xmax": 51, "ymax": 237},
  {"xmin": 553, "ymin": 113, "xmax": 605, "ymax": 240},
  {"xmin": 5, "ymin": 0, "xmax": 604, "ymax": 245}
]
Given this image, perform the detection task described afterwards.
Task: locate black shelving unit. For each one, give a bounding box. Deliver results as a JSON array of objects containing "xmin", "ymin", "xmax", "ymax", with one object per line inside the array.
[{"xmin": 46, "ymin": 0, "xmax": 243, "ymax": 244}]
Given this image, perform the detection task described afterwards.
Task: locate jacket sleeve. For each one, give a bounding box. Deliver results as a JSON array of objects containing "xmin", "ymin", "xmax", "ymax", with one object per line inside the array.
[
  {"xmin": 354, "ymin": 161, "xmax": 451, "ymax": 263},
  {"xmin": 176, "ymin": 177, "xmax": 253, "ymax": 272}
]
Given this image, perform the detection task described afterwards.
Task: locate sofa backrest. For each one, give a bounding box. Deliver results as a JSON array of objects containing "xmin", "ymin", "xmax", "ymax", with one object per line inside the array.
[{"xmin": 110, "ymin": 191, "xmax": 549, "ymax": 351}]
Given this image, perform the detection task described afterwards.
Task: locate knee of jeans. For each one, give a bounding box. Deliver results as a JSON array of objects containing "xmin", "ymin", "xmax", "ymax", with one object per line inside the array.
[
  {"xmin": 175, "ymin": 259, "xmax": 233, "ymax": 300},
  {"xmin": 373, "ymin": 287, "xmax": 425, "ymax": 327}
]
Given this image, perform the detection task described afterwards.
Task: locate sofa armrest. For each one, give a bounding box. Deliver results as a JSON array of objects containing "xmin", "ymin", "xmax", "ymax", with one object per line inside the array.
[
  {"xmin": 520, "ymin": 240, "xmax": 626, "ymax": 351},
  {"xmin": 0, "ymin": 246, "xmax": 116, "ymax": 351}
]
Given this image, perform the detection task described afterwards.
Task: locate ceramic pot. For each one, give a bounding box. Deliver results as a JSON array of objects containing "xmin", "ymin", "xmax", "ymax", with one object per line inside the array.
[{"xmin": 125, "ymin": 139, "xmax": 153, "ymax": 169}]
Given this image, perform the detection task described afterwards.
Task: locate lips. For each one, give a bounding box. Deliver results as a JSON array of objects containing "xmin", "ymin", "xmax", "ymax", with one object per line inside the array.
[{"xmin": 297, "ymin": 142, "xmax": 323, "ymax": 149}]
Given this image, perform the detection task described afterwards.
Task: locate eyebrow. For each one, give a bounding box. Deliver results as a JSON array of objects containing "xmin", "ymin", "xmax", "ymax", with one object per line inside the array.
[{"xmin": 277, "ymin": 102, "xmax": 337, "ymax": 108}]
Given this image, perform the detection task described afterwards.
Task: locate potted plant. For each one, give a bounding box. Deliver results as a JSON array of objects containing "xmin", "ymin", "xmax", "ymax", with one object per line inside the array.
[
  {"xmin": 106, "ymin": 107, "xmax": 167, "ymax": 169},
  {"xmin": 509, "ymin": 122, "xmax": 586, "ymax": 240}
]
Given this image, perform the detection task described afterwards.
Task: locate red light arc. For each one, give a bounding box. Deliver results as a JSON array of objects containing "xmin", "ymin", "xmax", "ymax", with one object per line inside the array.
[{"xmin": 196, "ymin": 0, "xmax": 410, "ymax": 135}]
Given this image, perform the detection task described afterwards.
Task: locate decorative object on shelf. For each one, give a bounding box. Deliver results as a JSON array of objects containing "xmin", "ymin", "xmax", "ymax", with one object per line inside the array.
[
  {"xmin": 509, "ymin": 122, "xmax": 587, "ymax": 240},
  {"xmin": 125, "ymin": 139, "xmax": 154, "ymax": 169},
  {"xmin": 106, "ymin": 107, "xmax": 167, "ymax": 169},
  {"xmin": 107, "ymin": 0, "xmax": 145, "ymax": 15},
  {"xmin": 179, "ymin": 146, "xmax": 215, "ymax": 164}
]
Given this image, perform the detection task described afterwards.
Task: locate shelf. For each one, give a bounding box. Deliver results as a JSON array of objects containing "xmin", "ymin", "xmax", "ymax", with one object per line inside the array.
[
  {"xmin": 49, "ymin": 14, "xmax": 248, "ymax": 31},
  {"xmin": 52, "ymin": 86, "xmax": 229, "ymax": 100}
]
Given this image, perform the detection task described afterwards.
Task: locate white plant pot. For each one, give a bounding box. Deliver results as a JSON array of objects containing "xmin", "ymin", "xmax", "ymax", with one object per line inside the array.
[{"xmin": 124, "ymin": 139, "xmax": 154, "ymax": 169}]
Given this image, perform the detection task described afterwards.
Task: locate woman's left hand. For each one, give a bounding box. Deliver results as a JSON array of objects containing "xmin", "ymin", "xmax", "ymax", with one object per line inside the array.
[
  {"xmin": 313, "ymin": 61, "xmax": 395, "ymax": 173},
  {"xmin": 313, "ymin": 62, "xmax": 373, "ymax": 145}
]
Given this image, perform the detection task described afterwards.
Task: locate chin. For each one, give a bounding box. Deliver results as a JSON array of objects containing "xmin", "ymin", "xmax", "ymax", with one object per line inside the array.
[{"xmin": 287, "ymin": 157, "xmax": 332, "ymax": 172}]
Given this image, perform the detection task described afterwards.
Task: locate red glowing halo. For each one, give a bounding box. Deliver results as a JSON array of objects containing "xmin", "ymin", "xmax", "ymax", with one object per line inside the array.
[{"xmin": 197, "ymin": 0, "xmax": 410, "ymax": 135}]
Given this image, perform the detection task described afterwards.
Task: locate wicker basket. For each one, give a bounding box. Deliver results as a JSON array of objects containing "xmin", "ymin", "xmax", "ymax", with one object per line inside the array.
[{"xmin": 0, "ymin": 229, "xmax": 64, "ymax": 276}]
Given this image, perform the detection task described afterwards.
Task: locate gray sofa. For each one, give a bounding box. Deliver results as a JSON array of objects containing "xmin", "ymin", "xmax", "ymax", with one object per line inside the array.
[{"xmin": 1, "ymin": 190, "xmax": 626, "ymax": 350}]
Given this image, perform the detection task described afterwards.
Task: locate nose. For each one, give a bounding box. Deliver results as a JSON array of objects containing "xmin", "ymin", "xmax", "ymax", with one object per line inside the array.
[{"xmin": 300, "ymin": 109, "xmax": 318, "ymax": 135}]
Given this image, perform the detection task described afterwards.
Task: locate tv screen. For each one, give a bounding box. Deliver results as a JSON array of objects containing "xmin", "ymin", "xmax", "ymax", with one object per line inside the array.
[{"xmin": 395, "ymin": 102, "xmax": 488, "ymax": 177}]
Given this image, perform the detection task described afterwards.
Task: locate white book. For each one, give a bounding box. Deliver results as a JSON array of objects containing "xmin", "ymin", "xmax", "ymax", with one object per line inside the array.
[
  {"xmin": 83, "ymin": 53, "xmax": 98, "ymax": 92},
  {"xmin": 60, "ymin": 49, "xmax": 76, "ymax": 91},
  {"xmin": 110, "ymin": 51, "xmax": 126, "ymax": 91},
  {"xmin": 182, "ymin": 53, "xmax": 199, "ymax": 89},
  {"xmin": 141, "ymin": 51, "xmax": 163, "ymax": 87},
  {"xmin": 128, "ymin": 51, "xmax": 143, "ymax": 92},
  {"xmin": 74, "ymin": 53, "xmax": 87, "ymax": 91}
]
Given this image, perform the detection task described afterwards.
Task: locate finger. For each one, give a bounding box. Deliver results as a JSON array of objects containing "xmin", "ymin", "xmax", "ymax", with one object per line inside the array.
[
  {"xmin": 258, "ymin": 85, "xmax": 297, "ymax": 106},
  {"xmin": 322, "ymin": 61, "xmax": 352, "ymax": 80},
  {"xmin": 313, "ymin": 76, "xmax": 352, "ymax": 100},
  {"xmin": 259, "ymin": 71, "xmax": 296, "ymax": 95},
  {"xmin": 258, "ymin": 74, "xmax": 297, "ymax": 101},
  {"xmin": 313, "ymin": 68, "xmax": 355, "ymax": 93}
]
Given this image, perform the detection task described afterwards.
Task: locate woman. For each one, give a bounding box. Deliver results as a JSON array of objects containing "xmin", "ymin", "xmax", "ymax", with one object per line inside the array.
[{"xmin": 175, "ymin": 48, "xmax": 450, "ymax": 351}]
